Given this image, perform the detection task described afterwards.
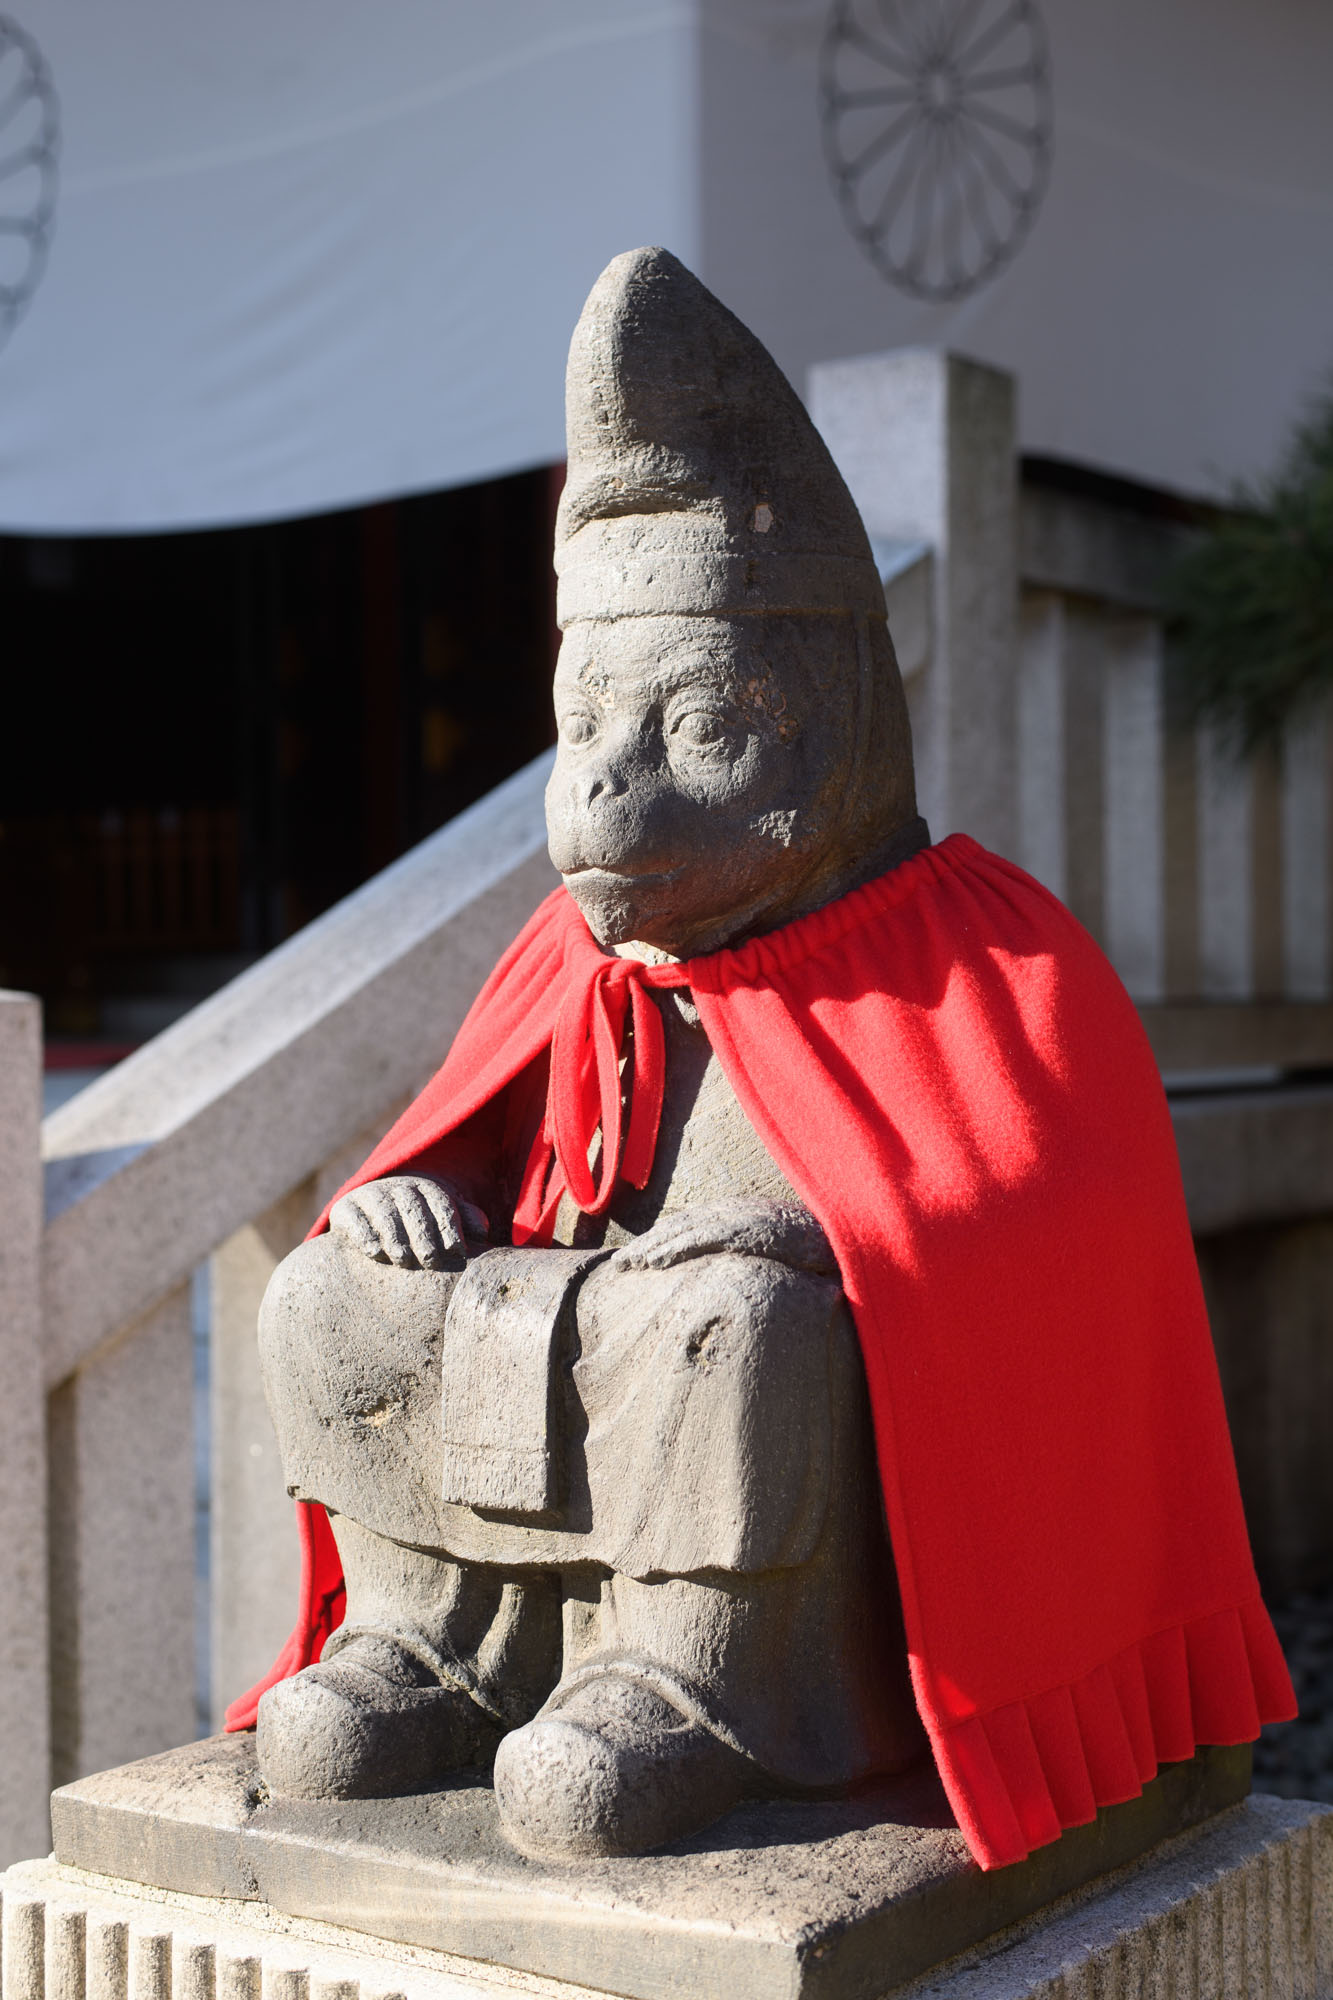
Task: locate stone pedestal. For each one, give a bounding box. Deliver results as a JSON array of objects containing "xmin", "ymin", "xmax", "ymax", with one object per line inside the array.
[
  {"xmin": 1, "ymin": 1736, "xmax": 1324, "ymax": 1999},
  {"xmin": 3, "ymin": 1795, "xmax": 1330, "ymax": 2000}
]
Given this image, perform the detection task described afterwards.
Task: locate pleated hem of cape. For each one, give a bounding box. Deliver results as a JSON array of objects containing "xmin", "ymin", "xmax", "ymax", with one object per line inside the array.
[{"xmin": 925, "ymin": 1594, "xmax": 1297, "ymax": 1869}]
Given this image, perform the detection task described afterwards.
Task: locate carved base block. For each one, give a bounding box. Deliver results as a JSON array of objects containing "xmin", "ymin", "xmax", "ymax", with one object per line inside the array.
[
  {"xmin": 13, "ymin": 1734, "xmax": 1279, "ymax": 1998},
  {"xmin": 4, "ymin": 1795, "xmax": 1331, "ymax": 2000}
]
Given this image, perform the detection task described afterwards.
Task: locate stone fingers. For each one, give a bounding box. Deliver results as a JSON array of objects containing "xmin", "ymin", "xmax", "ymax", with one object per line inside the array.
[
  {"xmin": 329, "ymin": 1192, "xmax": 385, "ymax": 1261},
  {"xmin": 364, "ymin": 1183, "xmax": 435, "ymax": 1269},
  {"xmin": 329, "ymin": 1182, "xmax": 446, "ymax": 1268},
  {"xmin": 396, "ymin": 1185, "xmax": 454, "ymax": 1269},
  {"xmin": 411, "ymin": 1179, "xmax": 469, "ymax": 1260}
]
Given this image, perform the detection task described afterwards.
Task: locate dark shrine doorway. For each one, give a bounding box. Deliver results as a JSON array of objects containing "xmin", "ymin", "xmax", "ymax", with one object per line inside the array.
[{"xmin": 0, "ymin": 465, "xmax": 562, "ymax": 1049}]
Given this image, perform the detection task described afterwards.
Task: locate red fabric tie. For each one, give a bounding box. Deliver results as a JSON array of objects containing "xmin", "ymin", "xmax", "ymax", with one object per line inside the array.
[{"xmin": 513, "ymin": 952, "xmax": 686, "ymax": 1245}]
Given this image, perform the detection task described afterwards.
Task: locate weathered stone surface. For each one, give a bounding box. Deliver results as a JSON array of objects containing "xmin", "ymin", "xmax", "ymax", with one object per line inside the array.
[
  {"xmin": 556, "ymin": 248, "xmax": 891, "ymax": 626},
  {"xmin": 48, "ymin": 1284, "xmax": 196, "ymax": 1792},
  {"xmin": 809, "ymin": 347, "xmax": 1016, "ymax": 856},
  {"xmin": 901, "ymin": 1793, "xmax": 1333, "ymax": 1998},
  {"xmin": 210, "ymin": 1190, "xmax": 313, "ymax": 1733},
  {"xmin": 49, "ymin": 1736, "xmax": 1253, "ymax": 2000},
  {"xmin": 1198, "ymin": 1213, "xmax": 1333, "ymax": 1599},
  {"xmin": 437, "ymin": 1246, "xmax": 598, "ymax": 1518},
  {"xmin": 0, "ymin": 993, "xmax": 50, "ymax": 1867},
  {"xmin": 52, "ymin": 1734, "xmax": 262, "ymax": 1903},
  {"xmin": 1173, "ymin": 1078, "xmax": 1333, "ymax": 1236}
]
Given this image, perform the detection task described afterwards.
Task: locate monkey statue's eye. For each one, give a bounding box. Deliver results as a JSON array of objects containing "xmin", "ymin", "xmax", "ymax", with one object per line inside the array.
[
  {"xmin": 672, "ymin": 708, "xmax": 734, "ymax": 751},
  {"xmin": 560, "ymin": 711, "xmax": 599, "ymax": 747}
]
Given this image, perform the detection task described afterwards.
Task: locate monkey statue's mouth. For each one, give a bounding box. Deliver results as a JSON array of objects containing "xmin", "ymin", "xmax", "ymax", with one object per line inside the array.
[{"xmin": 562, "ymin": 862, "xmax": 685, "ymax": 889}]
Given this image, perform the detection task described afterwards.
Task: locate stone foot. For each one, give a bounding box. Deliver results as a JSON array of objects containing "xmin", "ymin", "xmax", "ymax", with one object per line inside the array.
[
  {"xmin": 492, "ymin": 1664, "xmax": 750, "ymax": 1860},
  {"xmin": 257, "ymin": 1629, "xmax": 500, "ymax": 1800}
]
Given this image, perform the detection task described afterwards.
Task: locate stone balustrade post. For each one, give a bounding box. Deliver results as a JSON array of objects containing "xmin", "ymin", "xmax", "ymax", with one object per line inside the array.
[
  {"xmin": 209, "ymin": 1197, "xmax": 308, "ymax": 1731},
  {"xmin": 46, "ymin": 1285, "xmax": 197, "ymax": 1786},
  {"xmin": 809, "ymin": 349, "xmax": 1019, "ymax": 856},
  {"xmin": 0, "ymin": 991, "xmax": 51, "ymax": 1864}
]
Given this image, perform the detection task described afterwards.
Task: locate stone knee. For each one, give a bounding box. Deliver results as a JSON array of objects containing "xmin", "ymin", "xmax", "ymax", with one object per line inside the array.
[
  {"xmin": 258, "ymin": 1231, "xmax": 454, "ymax": 1545},
  {"xmin": 571, "ymin": 1248, "xmax": 851, "ymax": 1576}
]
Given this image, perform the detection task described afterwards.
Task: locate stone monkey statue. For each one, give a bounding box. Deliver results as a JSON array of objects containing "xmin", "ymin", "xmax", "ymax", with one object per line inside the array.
[
  {"xmin": 255, "ymin": 246, "xmax": 928, "ymax": 1858},
  {"xmin": 248, "ymin": 247, "xmax": 1292, "ymax": 1870}
]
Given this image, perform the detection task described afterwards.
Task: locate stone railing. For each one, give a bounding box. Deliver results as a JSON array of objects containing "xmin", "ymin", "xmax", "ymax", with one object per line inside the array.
[
  {"xmin": 1018, "ymin": 470, "xmax": 1333, "ymax": 1066},
  {"xmin": 5, "ymin": 347, "xmax": 1333, "ymax": 1871}
]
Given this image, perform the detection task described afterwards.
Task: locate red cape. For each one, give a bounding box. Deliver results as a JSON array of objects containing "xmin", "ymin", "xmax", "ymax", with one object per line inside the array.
[{"xmin": 227, "ymin": 834, "xmax": 1294, "ymax": 1868}]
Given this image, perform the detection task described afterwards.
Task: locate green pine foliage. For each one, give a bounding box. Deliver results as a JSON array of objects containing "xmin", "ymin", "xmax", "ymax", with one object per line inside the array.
[{"xmin": 1164, "ymin": 384, "xmax": 1333, "ymax": 749}]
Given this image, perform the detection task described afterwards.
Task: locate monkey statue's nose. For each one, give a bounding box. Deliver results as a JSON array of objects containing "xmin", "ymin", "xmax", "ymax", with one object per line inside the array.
[{"xmin": 574, "ymin": 763, "xmax": 629, "ymax": 810}]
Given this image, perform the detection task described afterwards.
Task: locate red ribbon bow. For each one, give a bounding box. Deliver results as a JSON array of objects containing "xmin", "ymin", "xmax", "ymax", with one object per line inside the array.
[{"xmin": 512, "ymin": 951, "xmax": 688, "ymax": 1246}]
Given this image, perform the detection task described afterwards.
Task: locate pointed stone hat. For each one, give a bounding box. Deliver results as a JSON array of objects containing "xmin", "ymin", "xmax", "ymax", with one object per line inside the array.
[{"xmin": 555, "ymin": 248, "xmax": 887, "ymax": 626}]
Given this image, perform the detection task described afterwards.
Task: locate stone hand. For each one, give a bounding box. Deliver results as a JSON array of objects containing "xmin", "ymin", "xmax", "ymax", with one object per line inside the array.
[
  {"xmin": 606, "ymin": 1199, "xmax": 838, "ymax": 1279},
  {"xmin": 329, "ymin": 1175, "xmax": 487, "ymax": 1271}
]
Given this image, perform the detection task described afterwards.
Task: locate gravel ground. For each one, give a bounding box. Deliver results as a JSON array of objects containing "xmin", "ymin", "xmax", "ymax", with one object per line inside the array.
[{"xmin": 1252, "ymin": 1577, "xmax": 1333, "ymax": 1803}]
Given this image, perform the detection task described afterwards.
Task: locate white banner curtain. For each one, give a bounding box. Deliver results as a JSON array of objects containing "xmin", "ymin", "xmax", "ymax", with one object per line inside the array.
[
  {"xmin": 0, "ymin": 2, "xmax": 697, "ymax": 532},
  {"xmin": 5, "ymin": 0, "xmax": 1333, "ymax": 530}
]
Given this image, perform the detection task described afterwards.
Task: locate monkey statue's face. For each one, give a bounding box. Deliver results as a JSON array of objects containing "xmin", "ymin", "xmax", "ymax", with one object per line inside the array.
[{"xmin": 547, "ymin": 611, "xmax": 878, "ymax": 958}]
